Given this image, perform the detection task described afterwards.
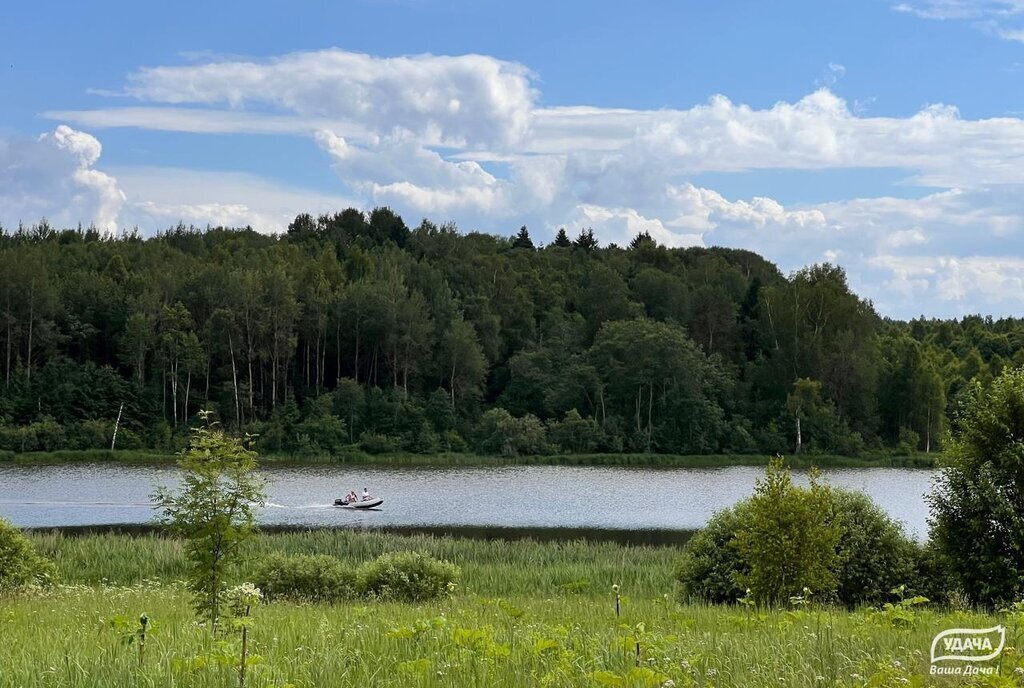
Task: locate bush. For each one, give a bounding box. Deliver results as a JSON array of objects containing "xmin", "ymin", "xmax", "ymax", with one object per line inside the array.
[
  {"xmin": 895, "ymin": 427, "xmax": 920, "ymax": 456},
  {"xmin": 440, "ymin": 430, "xmax": 468, "ymax": 453},
  {"xmin": 0, "ymin": 518, "xmax": 56, "ymax": 589},
  {"xmin": 475, "ymin": 408, "xmax": 549, "ymax": 456},
  {"xmin": 676, "ymin": 463, "xmax": 921, "ymax": 607},
  {"xmin": 828, "ymin": 489, "xmax": 919, "ymax": 606},
  {"xmin": 254, "ymin": 553, "xmax": 356, "ymax": 603},
  {"xmin": 675, "ymin": 503, "xmax": 751, "ymax": 604},
  {"xmin": 0, "ymin": 416, "xmax": 67, "ymax": 453},
  {"xmin": 357, "ymin": 551, "xmax": 460, "ymax": 602},
  {"xmin": 548, "ymin": 409, "xmax": 603, "ymax": 454},
  {"xmin": 358, "ymin": 431, "xmax": 402, "ymax": 455},
  {"xmin": 732, "ymin": 462, "xmax": 840, "ymax": 605}
]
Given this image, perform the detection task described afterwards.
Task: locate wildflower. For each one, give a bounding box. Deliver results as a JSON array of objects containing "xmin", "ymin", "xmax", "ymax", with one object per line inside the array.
[{"xmin": 225, "ymin": 582, "xmax": 262, "ymax": 616}]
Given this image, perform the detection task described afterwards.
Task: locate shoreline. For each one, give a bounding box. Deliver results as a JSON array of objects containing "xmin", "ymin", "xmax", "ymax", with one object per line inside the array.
[
  {"xmin": 0, "ymin": 448, "xmax": 940, "ymax": 468},
  {"xmin": 23, "ymin": 522, "xmax": 697, "ymax": 546}
]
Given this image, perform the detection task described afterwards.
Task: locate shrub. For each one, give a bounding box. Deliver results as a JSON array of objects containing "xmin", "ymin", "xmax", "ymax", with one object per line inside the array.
[
  {"xmin": 441, "ymin": 430, "xmax": 468, "ymax": 453},
  {"xmin": 547, "ymin": 409, "xmax": 603, "ymax": 454},
  {"xmin": 895, "ymin": 427, "xmax": 920, "ymax": 456},
  {"xmin": 475, "ymin": 408, "xmax": 549, "ymax": 456},
  {"xmin": 675, "ymin": 503, "xmax": 751, "ymax": 604},
  {"xmin": 0, "ymin": 416, "xmax": 67, "ymax": 453},
  {"xmin": 357, "ymin": 551, "xmax": 460, "ymax": 602},
  {"xmin": 733, "ymin": 462, "xmax": 840, "ymax": 605},
  {"xmin": 358, "ymin": 431, "xmax": 402, "ymax": 455},
  {"xmin": 0, "ymin": 518, "xmax": 56, "ymax": 589},
  {"xmin": 828, "ymin": 489, "xmax": 919, "ymax": 606},
  {"xmin": 676, "ymin": 462, "xmax": 921, "ymax": 607},
  {"xmin": 254, "ymin": 553, "xmax": 357, "ymax": 603}
]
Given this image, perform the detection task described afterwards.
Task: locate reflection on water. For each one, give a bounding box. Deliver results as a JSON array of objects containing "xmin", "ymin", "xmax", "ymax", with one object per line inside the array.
[{"xmin": 0, "ymin": 463, "xmax": 938, "ymax": 539}]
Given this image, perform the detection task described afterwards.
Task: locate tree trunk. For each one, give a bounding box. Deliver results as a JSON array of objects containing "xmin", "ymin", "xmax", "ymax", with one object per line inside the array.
[
  {"xmin": 170, "ymin": 360, "xmax": 179, "ymax": 427},
  {"xmin": 184, "ymin": 369, "xmax": 192, "ymax": 424},
  {"xmin": 925, "ymin": 406, "xmax": 931, "ymax": 454},
  {"xmin": 111, "ymin": 403, "xmax": 124, "ymax": 451},
  {"xmin": 795, "ymin": 416, "xmax": 802, "ymax": 455},
  {"xmin": 450, "ymin": 361, "xmax": 457, "ymax": 406},
  {"xmin": 646, "ymin": 383, "xmax": 653, "ymax": 452},
  {"xmin": 25, "ymin": 279, "xmax": 34, "ymax": 381},
  {"xmin": 4, "ymin": 317, "xmax": 11, "ymax": 387},
  {"xmin": 229, "ymin": 332, "xmax": 241, "ymax": 427}
]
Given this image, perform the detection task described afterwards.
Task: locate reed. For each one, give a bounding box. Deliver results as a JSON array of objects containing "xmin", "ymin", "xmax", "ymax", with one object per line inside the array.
[{"xmin": 27, "ymin": 530, "xmax": 680, "ymax": 598}]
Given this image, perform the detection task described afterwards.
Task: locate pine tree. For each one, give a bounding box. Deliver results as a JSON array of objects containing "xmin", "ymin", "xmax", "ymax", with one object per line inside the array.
[
  {"xmin": 553, "ymin": 228, "xmax": 571, "ymax": 247},
  {"xmin": 573, "ymin": 228, "xmax": 598, "ymax": 251},
  {"xmin": 511, "ymin": 226, "xmax": 535, "ymax": 250},
  {"xmin": 629, "ymin": 231, "xmax": 655, "ymax": 250}
]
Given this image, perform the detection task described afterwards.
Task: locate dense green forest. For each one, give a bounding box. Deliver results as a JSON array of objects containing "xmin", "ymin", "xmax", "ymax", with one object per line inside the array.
[{"xmin": 0, "ymin": 210, "xmax": 1014, "ymax": 458}]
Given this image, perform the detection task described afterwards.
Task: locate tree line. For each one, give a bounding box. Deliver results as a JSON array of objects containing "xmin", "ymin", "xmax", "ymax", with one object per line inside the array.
[{"xmin": 0, "ymin": 211, "xmax": 1014, "ymax": 456}]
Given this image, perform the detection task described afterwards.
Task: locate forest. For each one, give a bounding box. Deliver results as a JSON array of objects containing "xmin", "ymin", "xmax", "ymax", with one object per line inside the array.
[{"xmin": 0, "ymin": 209, "xmax": 1013, "ymax": 458}]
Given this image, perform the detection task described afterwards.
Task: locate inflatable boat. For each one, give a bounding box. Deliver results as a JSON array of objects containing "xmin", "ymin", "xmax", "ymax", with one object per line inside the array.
[{"xmin": 334, "ymin": 496, "xmax": 384, "ymax": 509}]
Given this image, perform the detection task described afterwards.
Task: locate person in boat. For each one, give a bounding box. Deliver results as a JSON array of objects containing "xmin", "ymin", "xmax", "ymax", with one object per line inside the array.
[
  {"xmin": 346, "ymin": 490, "xmax": 357, "ymax": 504},
  {"xmin": 362, "ymin": 487, "xmax": 370, "ymax": 501}
]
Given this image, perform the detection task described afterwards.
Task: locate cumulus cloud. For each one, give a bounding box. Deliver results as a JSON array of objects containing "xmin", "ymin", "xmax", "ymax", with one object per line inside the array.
[
  {"xmin": 112, "ymin": 166, "xmax": 360, "ymax": 232},
  {"xmin": 0, "ymin": 125, "xmax": 125, "ymax": 231},
  {"xmin": 26, "ymin": 47, "xmax": 1024, "ymax": 317},
  {"xmin": 118, "ymin": 48, "xmax": 536, "ymax": 149}
]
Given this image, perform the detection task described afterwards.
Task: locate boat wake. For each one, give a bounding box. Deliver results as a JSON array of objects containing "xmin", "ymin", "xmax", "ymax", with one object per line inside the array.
[{"xmin": 264, "ymin": 502, "xmax": 331, "ymax": 510}]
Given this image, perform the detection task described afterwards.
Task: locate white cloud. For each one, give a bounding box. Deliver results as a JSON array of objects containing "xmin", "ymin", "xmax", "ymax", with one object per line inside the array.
[
  {"xmin": 117, "ymin": 48, "xmax": 536, "ymax": 149},
  {"xmin": 0, "ymin": 125, "xmax": 125, "ymax": 231},
  {"xmin": 25, "ymin": 48, "xmax": 1024, "ymax": 317},
  {"xmin": 111, "ymin": 166, "xmax": 360, "ymax": 232},
  {"xmin": 894, "ymin": 1, "xmax": 1024, "ymax": 40},
  {"xmin": 567, "ymin": 204, "xmax": 704, "ymax": 248},
  {"xmin": 816, "ymin": 62, "xmax": 847, "ymax": 87},
  {"xmin": 314, "ymin": 130, "xmax": 507, "ymax": 213}
]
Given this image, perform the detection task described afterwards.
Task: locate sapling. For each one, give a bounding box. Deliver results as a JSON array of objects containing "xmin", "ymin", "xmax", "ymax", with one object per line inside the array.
[
  {"xmin": 226, "ymin": 583, "xmax": 263, "ymax": 688},
  {"xmin": 153, "ymin": 411, "xmax": 265, "ymax": 633}
]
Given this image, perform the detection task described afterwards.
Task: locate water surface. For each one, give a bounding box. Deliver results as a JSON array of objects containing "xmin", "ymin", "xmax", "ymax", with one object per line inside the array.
[{"xmin": 0, "ymin": 463, "xmax": 937, "ymax": 538}]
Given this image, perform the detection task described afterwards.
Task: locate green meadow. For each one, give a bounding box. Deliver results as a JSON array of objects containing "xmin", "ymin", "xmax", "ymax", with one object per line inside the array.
[{"xmin": 0, "ymin": 530, "xmax": 1017, "ymax": 687}]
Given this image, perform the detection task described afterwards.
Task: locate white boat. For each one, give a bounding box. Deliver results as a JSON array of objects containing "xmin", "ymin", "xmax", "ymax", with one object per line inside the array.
[{"xmin": 334, "ymin": 496, "xmax": 384, "ymax": 509}]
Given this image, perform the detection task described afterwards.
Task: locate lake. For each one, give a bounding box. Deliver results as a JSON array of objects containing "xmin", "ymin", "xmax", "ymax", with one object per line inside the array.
[{"xmin": 0, "ymin": 463, "xmax": 938, "ymax": 541}]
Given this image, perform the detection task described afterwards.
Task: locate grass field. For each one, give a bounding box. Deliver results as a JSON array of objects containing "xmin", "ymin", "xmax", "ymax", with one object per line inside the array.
[
  {"xmin": 1, "ymin": 530, "xmax": 1018, "ymax": 687},
  {"xmin": 0, "ymin": 448, "xmax": 941, "ymax": 469}
]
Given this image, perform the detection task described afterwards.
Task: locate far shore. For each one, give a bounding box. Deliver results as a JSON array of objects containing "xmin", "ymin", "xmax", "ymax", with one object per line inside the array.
[{"xmin": 0, "ymin": 448, "xmax": 939, "ymax": 468}]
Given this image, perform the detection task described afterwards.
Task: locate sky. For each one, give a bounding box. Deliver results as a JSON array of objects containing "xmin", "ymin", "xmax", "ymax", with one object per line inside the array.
[{"xmin": 4, "ymin": 1, "xmax": 1024, "ymax": 319}]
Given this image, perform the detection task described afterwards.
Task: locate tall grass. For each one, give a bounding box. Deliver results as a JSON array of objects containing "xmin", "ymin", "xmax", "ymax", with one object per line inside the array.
[
  {"xmin": 28, "ymin": 530, "xmax": 680, "ymax": 598},
  {"xmin": 3, "ymin": 530, "xmax": 1020, "ymax": 686},
  {"xmin": 0, "ymin": 581, "xmax": 1015, "ymax": 686}
]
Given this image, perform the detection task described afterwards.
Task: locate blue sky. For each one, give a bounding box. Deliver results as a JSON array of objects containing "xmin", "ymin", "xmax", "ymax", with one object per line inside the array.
[{"xmin": 4, "ymin": 0, "xmax": 1024, "ymax": 318}]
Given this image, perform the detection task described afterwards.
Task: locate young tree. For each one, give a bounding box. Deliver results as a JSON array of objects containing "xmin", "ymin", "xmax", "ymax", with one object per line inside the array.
[
  {"xmin": 154, "ymin": 413, "xmax": 266, "ymax": 632},
  {"xmin": 929, "ymin": 367, "xmax": 1024, "ymax": 605},
  {"xmin": 733, "ymin": 461, "xmax": 841, "ymax": 605}
]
